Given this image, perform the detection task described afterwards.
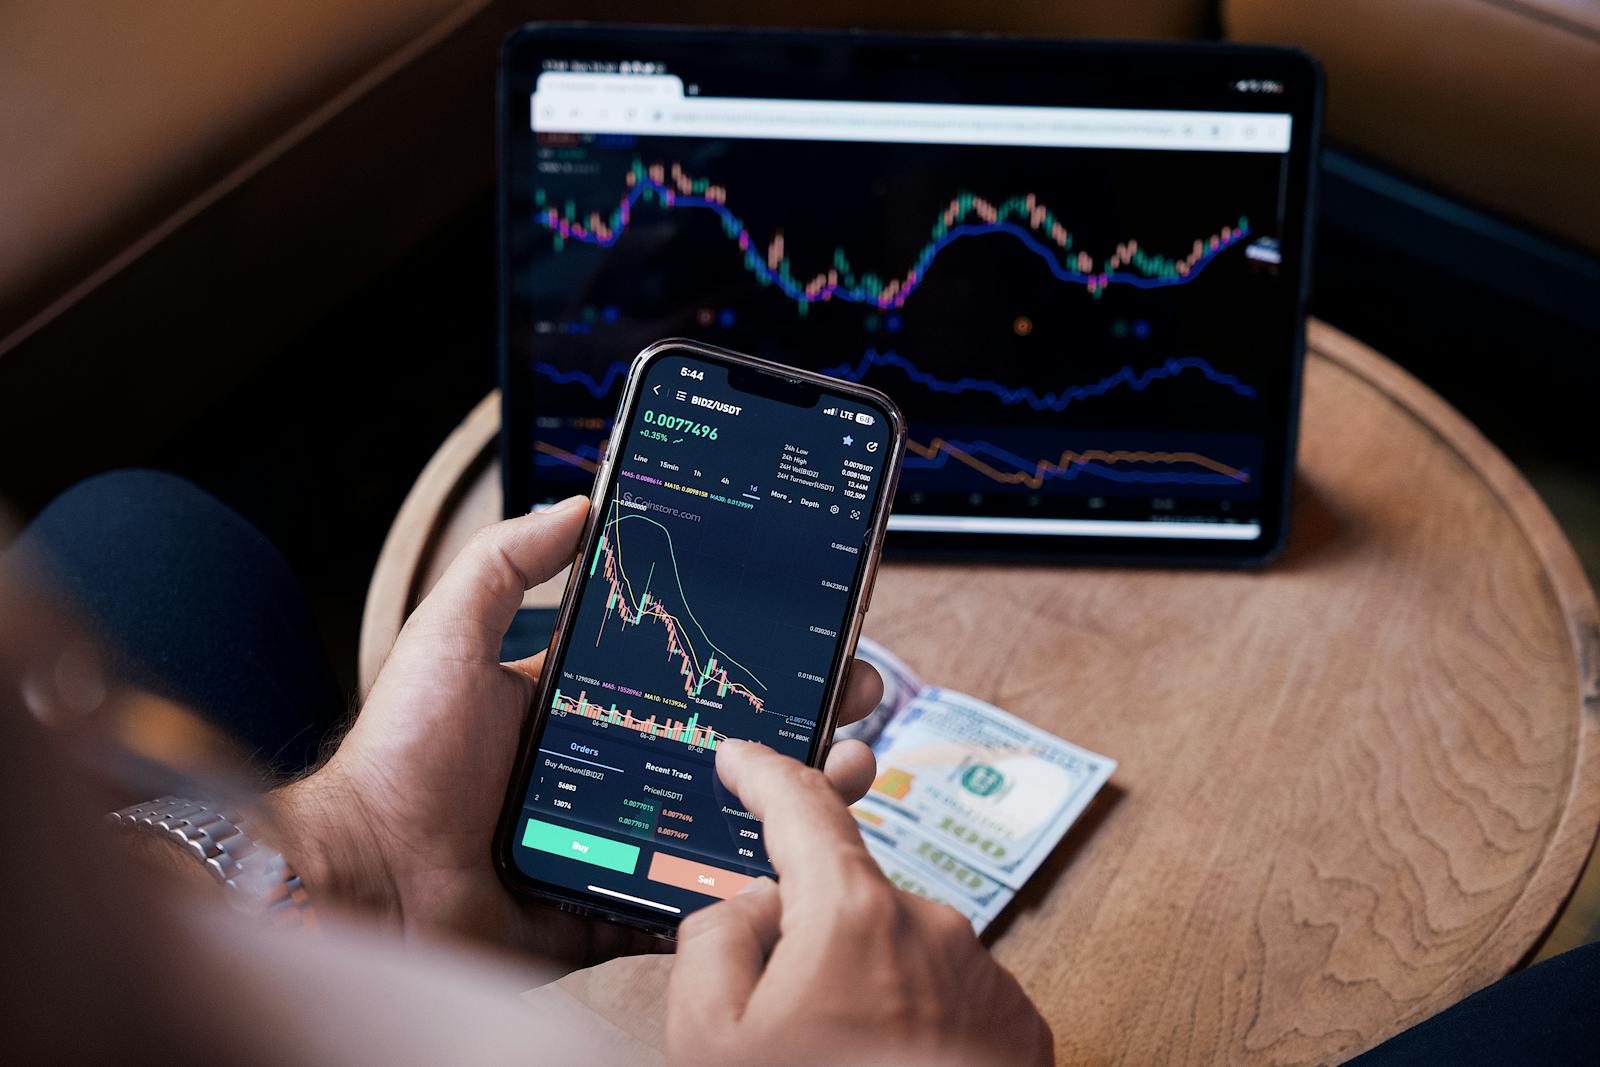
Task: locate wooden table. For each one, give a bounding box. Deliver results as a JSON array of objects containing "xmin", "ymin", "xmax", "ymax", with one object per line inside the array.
[{"xmin": 360, "ymin": 322, "xmax": 1600, "ymax": 1065}]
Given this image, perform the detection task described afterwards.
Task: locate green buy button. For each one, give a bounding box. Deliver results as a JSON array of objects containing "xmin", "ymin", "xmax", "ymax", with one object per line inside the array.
[{"xmin": 522, "ymin": 818, "xmax": 640, "ymax": 874}]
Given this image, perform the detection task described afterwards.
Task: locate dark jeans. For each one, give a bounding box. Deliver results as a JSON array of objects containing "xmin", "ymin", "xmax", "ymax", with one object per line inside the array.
[
  {"xmin": 12, "ymin": 469, "xmax": 344, "ymax": 772},
  {"xmin": 14, "ymin": 469, "xmax": 1599, "ymax": 1062}
]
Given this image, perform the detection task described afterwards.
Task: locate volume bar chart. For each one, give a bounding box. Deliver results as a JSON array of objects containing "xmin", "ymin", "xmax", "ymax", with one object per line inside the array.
[{"xmin": 551, "ymin": 688, "xmax": 726, "ymax": 751}]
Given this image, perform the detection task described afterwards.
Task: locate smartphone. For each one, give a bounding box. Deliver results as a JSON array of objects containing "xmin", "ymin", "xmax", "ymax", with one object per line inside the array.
[{"xmin": 494, "ymin": 339, "xmax": 905, "ymax": 937}]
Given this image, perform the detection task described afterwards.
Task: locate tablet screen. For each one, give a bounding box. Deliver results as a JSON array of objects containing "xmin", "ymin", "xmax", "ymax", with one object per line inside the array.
[{"xmin": 502, "ymin": 29, "xmax": 1318, "ymax": 562}]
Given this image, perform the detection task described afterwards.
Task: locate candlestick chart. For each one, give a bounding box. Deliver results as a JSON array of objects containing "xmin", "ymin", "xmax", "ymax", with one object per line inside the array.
[
  {"xmin": 589, "ymin": 505, "xmax": 767, "ymax": 713},
  {"xmin": 551, "ymin": 499, "xmax": 821, "ymax": 756},
  {"xmin": 535, "ymin": 160, "xmax": 1251, "ymax": 314}
]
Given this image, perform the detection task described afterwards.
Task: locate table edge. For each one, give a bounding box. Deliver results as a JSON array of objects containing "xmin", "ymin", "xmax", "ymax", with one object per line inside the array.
[
  {"xmin": 1302, "ymin": 322, "xmax": 1600, "ymax": 1044},
  {"xmin": 356, "ymin": 324, "xmax": 1600, "ymax": 1041},
  {"xmin": 357, "ymin": 390, "xmax": 501, "ymax": 693}
]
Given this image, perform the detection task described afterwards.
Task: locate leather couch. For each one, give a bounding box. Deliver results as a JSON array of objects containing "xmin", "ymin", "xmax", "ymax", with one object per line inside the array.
[
  {"xmin": 1227, "ymin": 0, "xmax": 1600, "ymax": 257},
  {"xmin": 0, "ymin": 0, "xmax": 1209, "ymax": 347}
]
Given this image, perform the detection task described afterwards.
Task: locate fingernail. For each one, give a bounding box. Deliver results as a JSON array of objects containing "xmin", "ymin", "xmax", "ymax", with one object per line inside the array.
[
  {"xmin": 737, "ymin": 876, "xmax": 775, "ymax": 896},
  {"xmin": 718, "ymin": 738, "xmax": 748, "ymax": 753},
  {"xmin": 548, "ymin": 494, "xmax": 587, "ymax": 513}
]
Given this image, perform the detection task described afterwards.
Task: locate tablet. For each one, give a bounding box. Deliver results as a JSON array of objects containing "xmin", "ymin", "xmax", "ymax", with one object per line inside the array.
[{"xmin": 501, "ymin": 26, "xmax": 1320, "ymax": 563}]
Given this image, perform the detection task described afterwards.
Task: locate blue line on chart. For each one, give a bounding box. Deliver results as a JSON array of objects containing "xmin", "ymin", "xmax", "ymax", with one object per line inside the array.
[
  {"xmin": 533, "ymin": 362, "xmax": 631, "ymax": 397},
  {"xmin": 534, "ymin": 352, "xmax": 1257, "ymax": 408},
  {"xmin": 821, "ymin": 350, "xmax": 1257, "ymax": 409}
]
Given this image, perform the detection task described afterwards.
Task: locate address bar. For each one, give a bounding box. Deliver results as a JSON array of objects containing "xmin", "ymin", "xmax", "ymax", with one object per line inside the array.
[{"xmin": 532, "ymin": 93, "xmax": 1292, "ymax": 154}]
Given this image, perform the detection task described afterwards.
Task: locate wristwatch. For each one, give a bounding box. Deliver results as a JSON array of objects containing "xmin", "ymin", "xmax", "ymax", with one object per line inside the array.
[{"xmin": 108, "ymin": 795, "xmax": 314, "ymax": 925}]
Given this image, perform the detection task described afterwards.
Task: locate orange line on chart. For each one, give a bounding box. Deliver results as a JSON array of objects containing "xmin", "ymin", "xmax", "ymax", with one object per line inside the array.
[
  {"xmin": 536, "ymin": 440, "xmax": 599, "ymax": 473},
  {"xmin": 906, "ymin": 437, "xmax": 1250, "ymax": 490}
]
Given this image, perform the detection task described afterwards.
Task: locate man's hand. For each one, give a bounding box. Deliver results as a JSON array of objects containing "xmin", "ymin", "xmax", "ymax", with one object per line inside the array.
[
  {"xmin": 272, "ymin": 497, "xmax": 883, "ymax": 967},
  {"xmin": 667, "ymin": 740, "xmax": 1054, "ymax": 1067}
]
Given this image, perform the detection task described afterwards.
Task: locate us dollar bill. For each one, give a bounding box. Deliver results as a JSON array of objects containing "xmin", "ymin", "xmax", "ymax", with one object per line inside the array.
[
  {"xmin": 858, "ymin": 687, "xmax": 1116, "ymax": 889},
  {"xmin": 854, "ymin": 806, "xmax": 1013, "ymax": 932}
]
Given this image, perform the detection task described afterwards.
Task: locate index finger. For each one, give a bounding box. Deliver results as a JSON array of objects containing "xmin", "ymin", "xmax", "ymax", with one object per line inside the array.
[{"xmin": 714, "ymin": 739, "xmax": 878, "ymax": 908}]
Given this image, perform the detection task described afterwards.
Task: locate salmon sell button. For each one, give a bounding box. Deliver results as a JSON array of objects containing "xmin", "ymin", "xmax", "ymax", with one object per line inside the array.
[{"xmin": 647, "ymin": 852, "xmax": 756, "ymax": 900}]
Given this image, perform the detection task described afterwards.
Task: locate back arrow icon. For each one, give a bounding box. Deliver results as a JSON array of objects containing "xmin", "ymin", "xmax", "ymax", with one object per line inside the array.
[{"xmin": 653, "ymin": 385, "xmax": 661, "ymax": 395}]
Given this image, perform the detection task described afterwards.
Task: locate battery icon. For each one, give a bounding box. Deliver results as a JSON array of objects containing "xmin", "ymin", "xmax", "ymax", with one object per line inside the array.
[{"xmin": 854, "ymin": 412, "xmax": 875, "ymax": 426}]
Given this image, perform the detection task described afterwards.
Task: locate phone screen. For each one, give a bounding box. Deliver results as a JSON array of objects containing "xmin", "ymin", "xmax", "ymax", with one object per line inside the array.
[{"xmin": 506, "ymin": 346, "xmax": 897, "ymax": 924}]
